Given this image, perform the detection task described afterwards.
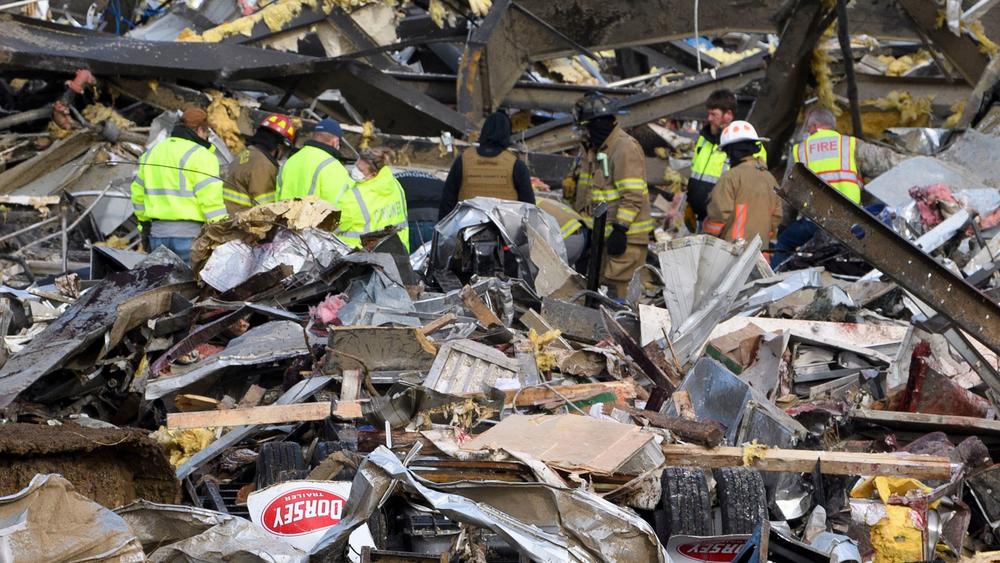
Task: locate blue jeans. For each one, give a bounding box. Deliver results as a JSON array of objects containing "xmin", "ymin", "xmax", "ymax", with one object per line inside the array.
[
  {"xmin": 149, "ymin": 236, "xmax": 194, "ymax": 265},
  {"xmin": 770, "ymin": 219, "xmax": 817, "ymax": 268}
]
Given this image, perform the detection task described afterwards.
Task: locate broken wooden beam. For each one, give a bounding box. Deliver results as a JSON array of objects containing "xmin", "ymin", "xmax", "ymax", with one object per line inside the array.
[
  {"xmin": 627, "ymin": 407, "xmax": 723, "ymax": 448},
  {"xmin": 661, "ymin": 444, "xmax": 953, "ymax": 480},
  {"xmin": 167, "ymin": 400, "xmax": 363, "ymax": 429},
  {"xmin": 507, "ymin": 381, "xmax": 638, "ymax": 408},
  {"xmin": 851, "ymin": 408, "xmax": 1000, "ymax": 436}
]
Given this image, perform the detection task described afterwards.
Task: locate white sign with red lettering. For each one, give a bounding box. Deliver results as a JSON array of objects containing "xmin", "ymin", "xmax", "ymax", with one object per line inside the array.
[
  {"xmin": 665, "ymin": 535, "xmax": 750, "ymax": 563},
  {"xmin": 248, "ymin": 480, "xmax": 374, "ymax": 558}
]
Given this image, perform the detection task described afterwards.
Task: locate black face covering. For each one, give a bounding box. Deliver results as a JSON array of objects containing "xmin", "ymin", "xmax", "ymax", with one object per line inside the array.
[
  {"xmin": 585, "ymin": 116, "xmax": 616, "ymax": 149},
  {"xmin": 479, "ymin": 111, "xmax": 512, "ymax": 150},
  {"xmin": 250, "ymin": 128, "xmax": 281, "ymax": 154},
  {"xmin": 722, "ymin": 140, "xmax": 760, "ymax": 164}
]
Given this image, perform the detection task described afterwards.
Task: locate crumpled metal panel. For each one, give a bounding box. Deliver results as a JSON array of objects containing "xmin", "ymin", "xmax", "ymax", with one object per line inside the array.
[
  {"xmin": 657, "ymin": 235, "xmax": 763, "ymax": 367},
  {"xmin": 0, "ymin": 474, "xmax": 144, "ymax": 562},
  {"xmin": 201, "ymin": 228, "xmax": 349, "ymax": 292},
  {"xmin": 662, "ymin": 357, "xmax": 806, "ymax": 446},
  {"xmin": 310, "ymin": 447, "xmax": 666, "ymax": 562},
  {"xmin": 431, "ymin": 197, "xmax": 566, "ymax": 275},
  {"xmin": 145, "ymin": 320, "xmax": 310, "ymax": 400},
  {"xmin": 422, "ymin": 339, "xmax": 521, "ymax": 396},
  {"xmin": 116, "ymin": 500, "xmax": 306, "ymax": 562},
  {"xmin": 0, "ymin": 247, "xmax": 190, "ymax": 408}
]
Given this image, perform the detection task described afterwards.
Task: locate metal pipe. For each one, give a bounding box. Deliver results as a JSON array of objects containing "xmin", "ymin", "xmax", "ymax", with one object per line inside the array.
[
  {"xmin": 60, "ymin": 202, "xmax": 68, "ymax": 274},
  {"xmin": 0, "ymin": 215, "xmax": 59, "ymax": 245},
  {"xmin": 17, "ymin": 183, "xmax": 113, "ymax": 252},
  {"xmin": 836, "ymin": 0, "xmax": 863, "ymax": 137},
  {"xmin": 0, "ymin": 106, "xmax": 52, "ymax": 130}
]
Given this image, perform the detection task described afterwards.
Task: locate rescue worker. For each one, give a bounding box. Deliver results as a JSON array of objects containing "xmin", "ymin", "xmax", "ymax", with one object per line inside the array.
[
  {"xmin": 566, "ymin": 92, "xmax": 653, "ymax": 297},
  {"xmin": 130, "ymin": 107, "xmax": 228, "ymax": 264},
  {"xmin": 688, "ymin": 89, "xmax": 767, "ymax": 222},
  {"xmin": 394, "ymin": 168, "xmax": 443, "ymax": 250},
  {"xmin": 334, "ymin": 148, "xmax": 410, "ymax": 251},
  {"xmin": 771, "ymin": 108, "xmax": 864, "ymax": 267},
  {"xmin": 703, "ymin": 121, "xmax": 782, "ymax": 248},
  {"xmin": 223, "ymin": 114, "xmax": 296, "ymax": 215},
  {"xmin": 276, "ymin": 118, "xmax": 350, "ymax": 204},
  {"xmin": 536, "ymin": 197, "xmax": 590, "ymax": 268},
  {"xmin": 439, "ymin": 111, "xmax": 534, "ymax": 219}
]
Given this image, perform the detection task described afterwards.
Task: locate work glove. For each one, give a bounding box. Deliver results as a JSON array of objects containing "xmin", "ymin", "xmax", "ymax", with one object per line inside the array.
[{"xmin": 606, "ymin": 223, "xmax": 628, "ymax": 256}]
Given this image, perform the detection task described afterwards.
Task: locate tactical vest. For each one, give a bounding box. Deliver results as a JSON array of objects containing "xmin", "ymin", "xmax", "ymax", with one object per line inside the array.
[
  {"xmin": 793, "ymin": 129, "xmax": 862, "ymax": 204},
  {"xmin": 457, "ymin": 147, "xmax": 518, "ymax": 202}
]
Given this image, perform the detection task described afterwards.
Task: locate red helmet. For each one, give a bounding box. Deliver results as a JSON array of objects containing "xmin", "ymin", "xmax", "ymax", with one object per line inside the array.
[{"xmin": 259, "ymin": 114, "xmax": 297, "ymax": 145}]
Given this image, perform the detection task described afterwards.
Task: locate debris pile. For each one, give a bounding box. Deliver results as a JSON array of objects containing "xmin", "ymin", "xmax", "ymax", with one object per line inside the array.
[{"xmin": 1, "ymin": 0, "xmax": 1000, "ymax": 562}]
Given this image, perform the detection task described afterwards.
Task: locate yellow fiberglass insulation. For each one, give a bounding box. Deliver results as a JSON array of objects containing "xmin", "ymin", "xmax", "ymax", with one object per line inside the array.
[
  {"xmin": 180, "ymin": 0, "xmax": 383, "ymax": 42},
  {"xmin": 151, "ymin": 426, "xmax": 216, "ymax": 468},
  {"xmin": 701, "ymin": 47, "xmax": 760, "ymax": 66},
  {"xmin": 876, "ymin": 50, "xmax": 932, "ymax": 77},
  {"xmin": 811, "ymin": 24, "xmax": 841, "ymax": 116},
  {"xmin": 867, "ymin": 90, "xmax": 933, "ymax": 125},
  {"xmin": 935, "ymin": 11, "xmax": 1000, "ymax": 57},
  {"xmin": 206, "ymin": 90, "xmax": 245, "ymax": 154},
  {"xmin": 82, "ymin": 103, "xmax": 136, "ymax": 130},
  {"xmin": 944, "ymin": 100, "xmax": 966, "ymax": 128}
]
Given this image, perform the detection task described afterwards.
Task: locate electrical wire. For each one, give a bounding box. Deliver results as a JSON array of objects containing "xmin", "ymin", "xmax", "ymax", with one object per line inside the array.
[{"xmin": 694, "ymin": 0, "xmax": 702, "ymax": 73}]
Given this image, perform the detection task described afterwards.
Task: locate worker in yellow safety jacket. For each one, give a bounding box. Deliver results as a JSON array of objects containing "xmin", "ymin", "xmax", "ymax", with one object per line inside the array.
[
  {"xmin": 130, "ymin": 107, "xmax": 228, "ymax": 264},
  {"xmin": 536, "ymin": 197, "xmax": 591, "ymax": 269},
  {"xmin": 565, "ymin": 92, "xmax": 653, "ymax": 297},
  {"xmin": 276, "ymin": 118, "xmax": 351, "ymax": 204},
  {"xmin": 223, "ymin": 113, "xmax": 297, "ymax": 215},
  {"xmin": 688, "ymin": 89, "xmax": 766, "ymax": 223},
  {"xmin": 772, "ymin": 107, "xmax": 864, "ymax": 268},
  {"xmin": 335, "ymin": 148, "xmax": 410, "ymax": 251}
]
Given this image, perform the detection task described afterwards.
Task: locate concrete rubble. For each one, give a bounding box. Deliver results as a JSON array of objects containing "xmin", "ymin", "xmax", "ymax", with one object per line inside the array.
[{"xmin": 1, "ymin": 0, "xmax": 1000, "ymax": 562}]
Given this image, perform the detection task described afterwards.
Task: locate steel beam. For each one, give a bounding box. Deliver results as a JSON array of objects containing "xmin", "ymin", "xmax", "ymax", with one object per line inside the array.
[
  {"xmin": 835, "ymin": 74, "xmax": 971, "ymax": 114},
  {"xmin": 898, "ymin": 0, "xmax": 991, "ymax": 85},
  {"xmin": 778, "ymin": 163, "xmax": 1000, "ymax": 357},
  {"xmin": 517, "ymin": 53, "xmax": 766, "ymax": 153}
]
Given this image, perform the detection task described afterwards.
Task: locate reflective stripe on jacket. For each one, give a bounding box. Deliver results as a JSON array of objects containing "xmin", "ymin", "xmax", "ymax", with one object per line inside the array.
[
  {"xmin": 690, "ymin": 134, "xmax": 768, "ymax": 186},
  {"xmin": 130, "ymin": 136, "xmax": 228, "ymax": 224},
  {"xmin": 568, "ymin": 126, "xmax": 653, "ymax": 242},
  {"xmin": 276, "ymin": 143, "xmax": 350, "ymax": 204},
  {"xmin": 537, "ymin": 197, "xmax": 590, "ymax": 238},
  {"xmin": 334, "ymin": 166, "xmax": 410, "ymax": 251},
  {"xmin": 792, "ymin": 129, "xmax": 862, "ymax": 203},
  {"xmin": 223, "ymin": 145, "xmax": 278, "ymax": 214}
]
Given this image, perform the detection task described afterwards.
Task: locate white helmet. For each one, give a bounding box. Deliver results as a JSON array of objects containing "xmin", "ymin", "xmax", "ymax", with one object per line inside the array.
[{"xmin": 719, "ymin": 120, "xmax": 767, "ymax": 147}]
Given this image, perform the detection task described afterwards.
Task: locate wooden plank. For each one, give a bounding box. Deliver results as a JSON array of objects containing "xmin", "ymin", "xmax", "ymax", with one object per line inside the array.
[
  {"xmin": 238, "ymin": 384, "xmax": 266, "ymax": 408},
  {"xmin": 419, "ymin": 313, "xmax": 457, "ymax": 336},
  {"xmin": 341, "ymin": 369, "xmax": 362, "ymax": 402},
  {"xmin": 504, "ymin": 381, "xmax": 638, "ymax": 407},
  {"xmin": 167, "ymin": 400, "xmax": 363, "ymax": 429},
  {"xmin": 660, "ymin": 444, "xmax": 953, "ymax": 480},
  {"xmin": 627, "ymin": 407, "xmax": 724, "ymax": 448},
  {"xmin": 852, "ymin": 409, "xmax": 1000, "ymax": 436},
  {"xmin": 459, "ymin": 285, "xmax": 503, "ymax": 328}
]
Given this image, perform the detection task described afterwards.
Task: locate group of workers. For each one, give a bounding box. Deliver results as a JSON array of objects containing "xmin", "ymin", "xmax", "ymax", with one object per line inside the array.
[{"xmin": 129, "ymin": 88, "xmax": 869, "ymax": 296}]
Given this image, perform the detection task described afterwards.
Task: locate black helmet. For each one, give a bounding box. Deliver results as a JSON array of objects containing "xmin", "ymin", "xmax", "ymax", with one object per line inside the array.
[{"xmin": 573, "ymin": 91, "xmax": 621, "ymax": 124}]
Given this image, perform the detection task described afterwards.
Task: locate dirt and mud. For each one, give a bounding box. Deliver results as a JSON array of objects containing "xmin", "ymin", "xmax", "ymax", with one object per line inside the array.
[{"xmin": 0, "ymin": 422, "xmax": 178, "ymax": 508}]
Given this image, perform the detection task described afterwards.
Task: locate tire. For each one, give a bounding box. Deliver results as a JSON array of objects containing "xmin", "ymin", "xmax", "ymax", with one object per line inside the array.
[
  {"xmin": 713, "ymin": 467, "xmax": 768, "ymax": 534},
  {"xmin": 256, "ymin": 442, "xmax": 306, "ymax": 489},
  {"xmin": 659, "ymin": 467, "xmax": 712, "ymax": 539}
]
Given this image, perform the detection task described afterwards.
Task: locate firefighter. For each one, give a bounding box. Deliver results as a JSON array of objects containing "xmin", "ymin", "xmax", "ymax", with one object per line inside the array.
[
  {"xmin": 130, "ymin": 107, "xmax": 227, "ymax": 264},
  {"xmin": 703, "ymin": 121, "xmax": 782, "ymax": 248},
  {"xmin": 536, "ymin": 197, "xmax": 590, "ymax": 269},
  {"xmin": 688, "ymin": 89, "xmax": 767, "ymax": 223},
  {"xmin": 334, "ymin": 148, "xmax": 410, "ymax": 251},
  {"xmin": 222, "ymin": 114, "xmax": 296, "ymax": 215},
  {"xmin": 438, "ymin": 111, "xmax": 534, "ymax": 218},
  {"xmin": 566, "ymin": 92, "xmax": 653, "ymax": 297},
  {"xmin": 276, "ymin": 118, "xmax": 350, "ymax": 203},
  {"xmin": 771, "ymin": 108, "xmax": 864, "ymax": 267}
]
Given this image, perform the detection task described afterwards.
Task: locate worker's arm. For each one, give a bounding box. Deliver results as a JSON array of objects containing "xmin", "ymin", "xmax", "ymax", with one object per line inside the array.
[
  {"xmin": 512, "ymin": 160, "xmax": 535, "ymax": 205},
  {"xmin": 703, "ymin": 174, "xmax": 735, "ymax": 237},
  {"xmin": 130, "ymin": 169, "xmax": 148, "ymax": 223},
  {"xmin": 249, "ymin": 156, "xmax": 279, "ymax": 205},
  {"xmin": 318, "ymin": 163, "xmax": 352, "ymax": 207},
  {"xmin": 612, "ymin": 141, "xmax": 647, "ymax": 229},
  {"xmin": 192, "ymin": 151, "xmax": 228, "ymax": 223},
  {"xmin": 856, "ymin": 139, "xmax": 906, "ymax": 179},
  {"xmin": 438, "ymin": 155, "xmax": 463, "ymax": 220}
]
